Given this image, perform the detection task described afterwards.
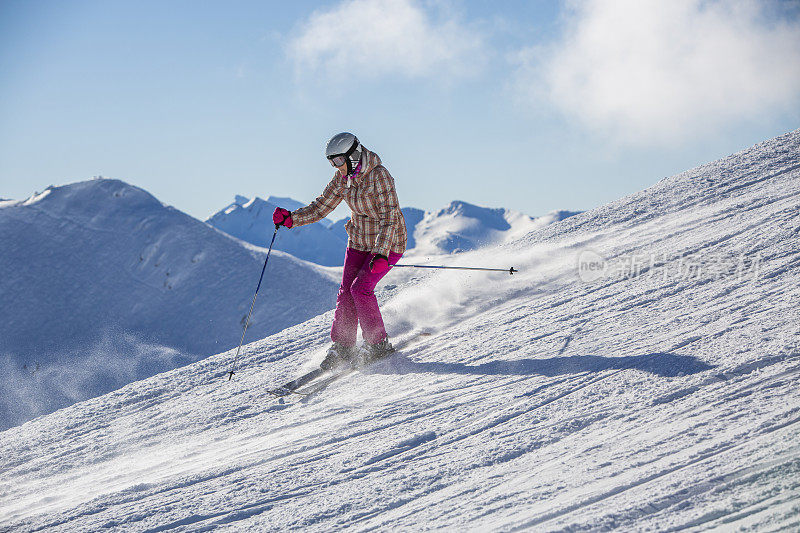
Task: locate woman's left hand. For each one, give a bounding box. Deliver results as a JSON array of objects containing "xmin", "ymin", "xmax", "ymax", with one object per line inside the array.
[{"xmin": 370, "ymin": 254, "xmax": 389, "ymax": 274}]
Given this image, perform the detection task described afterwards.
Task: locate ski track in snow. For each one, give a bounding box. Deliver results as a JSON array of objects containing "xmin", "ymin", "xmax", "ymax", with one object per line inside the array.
[{"xmin": 1, "ymin": 131, "xmax": 800, "ymax": 531}]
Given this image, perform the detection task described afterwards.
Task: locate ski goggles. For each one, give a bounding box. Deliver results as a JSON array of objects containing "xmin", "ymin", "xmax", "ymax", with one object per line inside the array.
[{"xmin": 327, "ymin": 154, "xmax": 347, "ymax": 167}]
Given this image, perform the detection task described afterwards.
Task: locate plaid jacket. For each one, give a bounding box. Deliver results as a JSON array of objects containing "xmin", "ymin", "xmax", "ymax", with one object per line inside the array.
[{"xmin": 291, "ymin": 148, "xmax": 407, "ymax": 257}]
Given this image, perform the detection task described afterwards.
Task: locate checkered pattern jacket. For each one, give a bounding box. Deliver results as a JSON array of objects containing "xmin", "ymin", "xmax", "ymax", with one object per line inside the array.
[{"xmin": 291, "ymin": 148, "xmax": 407, "ymax": 257}]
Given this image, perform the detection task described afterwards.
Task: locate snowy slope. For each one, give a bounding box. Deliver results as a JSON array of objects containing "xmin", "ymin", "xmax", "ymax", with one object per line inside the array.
[
  {"xmin": 0, "ymin": 179, "xmax": 338, "ymax": 430},
  {"xmin": 1, "ymin": 131, "xmax": 799, "ymax": 531},
  {"xmin": 206, "ymin": 196, "xmax": 346, "ymax": 266}
]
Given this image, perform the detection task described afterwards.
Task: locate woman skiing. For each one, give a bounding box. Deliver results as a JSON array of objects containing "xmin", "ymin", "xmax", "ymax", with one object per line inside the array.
[{"xmin": 272, "ymin": 132, "xmax": 407, "ymax": 370}]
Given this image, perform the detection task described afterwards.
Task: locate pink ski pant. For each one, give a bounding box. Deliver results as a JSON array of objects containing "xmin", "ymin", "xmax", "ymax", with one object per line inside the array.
[{"xmin": 331, "ymin": 247, "xmax": 403, "ymax": 346}]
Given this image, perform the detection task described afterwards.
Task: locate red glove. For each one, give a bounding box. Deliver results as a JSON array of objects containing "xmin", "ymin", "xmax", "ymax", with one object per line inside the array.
[
  {"xmin": 370, "ymin": 254, "xmax": 390, "ymax": 274},
  {"xmin": 272, "ymin": 207, "xmax": 293, "ymax": 228}
]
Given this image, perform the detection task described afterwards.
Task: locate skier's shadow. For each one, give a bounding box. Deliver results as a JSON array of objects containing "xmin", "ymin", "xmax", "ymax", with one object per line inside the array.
[{"xmin": 368, "ymin": 352, "xmax": 714, "ymax": 378}]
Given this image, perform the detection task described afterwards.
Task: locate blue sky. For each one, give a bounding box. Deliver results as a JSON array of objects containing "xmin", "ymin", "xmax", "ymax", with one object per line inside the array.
[{"xmin": 2, "ymin": 0, "xmax": 799, "ymax": 222}]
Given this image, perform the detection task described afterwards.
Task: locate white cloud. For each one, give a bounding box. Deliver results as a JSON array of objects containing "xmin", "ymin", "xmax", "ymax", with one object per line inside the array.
[
  {"xmin": 514, "ymin": 0, "xmax": 800, "ymax": 145},
  {"xmin": 288, "ymin": 0, "xmax": 484, "ymax": 82}
]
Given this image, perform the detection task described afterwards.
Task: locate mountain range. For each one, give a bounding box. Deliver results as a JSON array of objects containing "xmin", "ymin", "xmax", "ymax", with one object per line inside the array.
[{"xmin": 207, "ymin": 195, "xmax": 578, "ymax": 264}]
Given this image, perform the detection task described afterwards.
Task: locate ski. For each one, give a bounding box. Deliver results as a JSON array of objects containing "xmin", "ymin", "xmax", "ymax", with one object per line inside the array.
[
  {"xmin": 267, "ymin": 367, "xmax": 327, "ymax": 397},
  {"xmin": 267, "ymin": 351, "xmax": 385, "ymax": 398},
  {"xmin": 294, "ymin": 367, "xmax": 356, "ymax": 396},
  {"xmin": 267, "ymin": 331, "xmax": 431, "ymax": 399},
  {"xmin": 293, "ymin": 348, "xmax": 397, "ymax": 397}
]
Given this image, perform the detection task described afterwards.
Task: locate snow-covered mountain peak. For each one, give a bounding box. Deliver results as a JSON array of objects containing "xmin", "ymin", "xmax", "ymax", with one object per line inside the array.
[
  {"xmin": 206, "ymin": 195, "xmax": 347, "ymax": 265},
  {"xmin": 15, "ymin": 178, "xmax": 167, "ymax": 219},
  {"xmin": 216, "ymin": 194, "xmax": 308, "ymax": 216},
  {"xmin": 267, "ymin": 195, "xmax": 306, "ymax": 212},
  {"xmin": 407, "ymin": 200, "xmax": 570, "ymax": 256},
  {"xmin": 436, "ymin": 200, "xmax": 513, "ymax": 231}
]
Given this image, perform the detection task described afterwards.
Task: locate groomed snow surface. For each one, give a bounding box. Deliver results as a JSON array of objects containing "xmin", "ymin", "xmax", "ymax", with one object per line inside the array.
[{"xmin": 2, "ymin": 130, "xmax": 800, "ymax": 531}]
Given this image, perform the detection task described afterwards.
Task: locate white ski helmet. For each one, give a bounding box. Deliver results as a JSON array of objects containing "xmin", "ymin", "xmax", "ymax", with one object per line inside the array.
[{"xmin": 325, "ymin": 132, "xmax": 362, "ymax": 175}]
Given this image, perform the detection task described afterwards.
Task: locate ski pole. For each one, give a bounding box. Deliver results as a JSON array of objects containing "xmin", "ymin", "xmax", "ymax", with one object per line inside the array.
[
  {"xmin": 227, "ymin": 225, "xmax": 280, "ymax": 381},
  {"xmin": 392, "ymin": 264, "xmax": 518, "ymax": 275}
]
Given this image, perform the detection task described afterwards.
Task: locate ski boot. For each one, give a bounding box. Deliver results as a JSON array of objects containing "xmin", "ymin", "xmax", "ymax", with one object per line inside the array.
[
  {"xmin": 320, "ymin": 342, "xmax": 357, "ymax": 371},
  {"xmin": 360, "ymin": 338, "xmax": 395, "ymax": 365}
]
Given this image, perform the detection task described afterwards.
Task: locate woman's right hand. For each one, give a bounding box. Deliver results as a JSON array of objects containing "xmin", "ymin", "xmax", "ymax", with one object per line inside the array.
[{"xmin": 272, "ymin": 207, "xmax": 294, "ymax": 228}]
